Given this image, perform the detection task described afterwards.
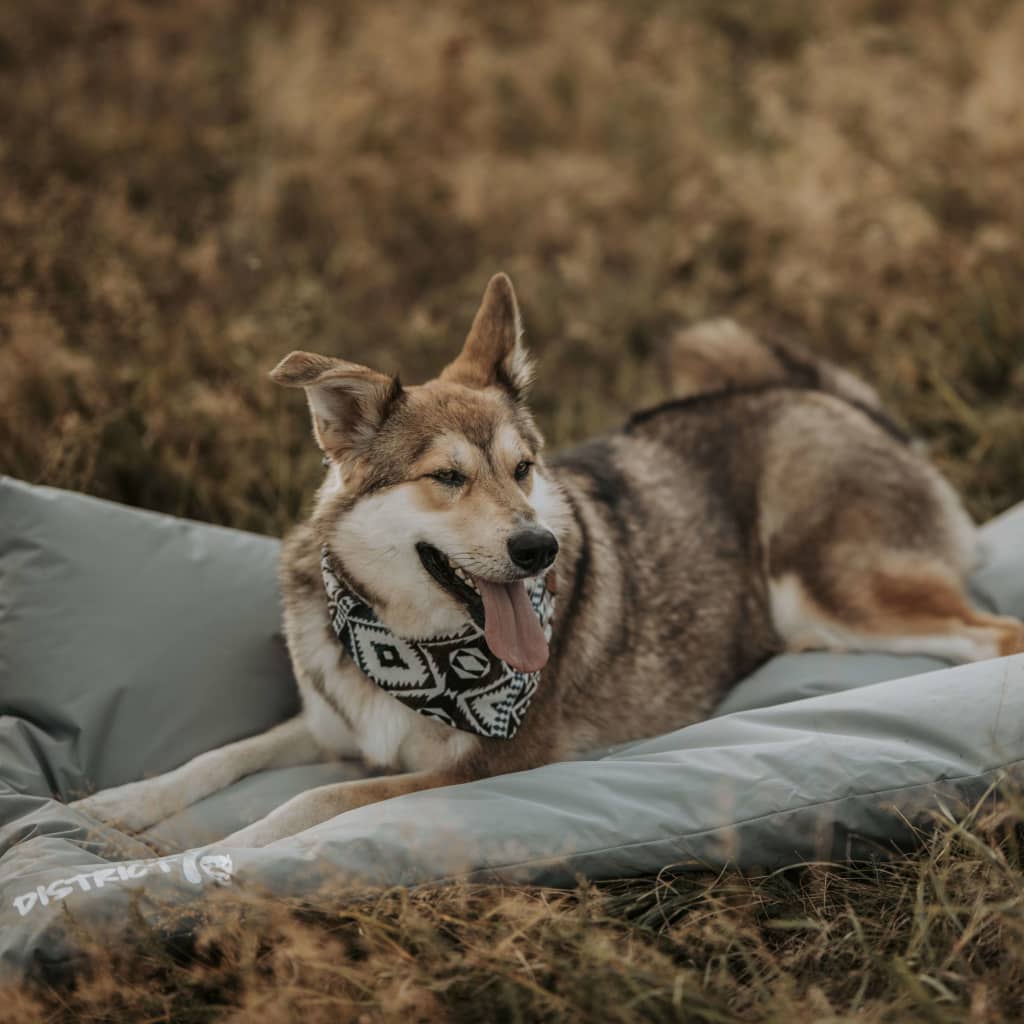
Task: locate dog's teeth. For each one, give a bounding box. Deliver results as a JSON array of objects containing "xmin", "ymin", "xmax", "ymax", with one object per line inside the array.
[
  {"xmin": 455, "ymin": 566, "xmax": 476, "ymax": 590},
  {"xmin": 448, "ymin": 562, "xmax": 480, "ymax": 593}
]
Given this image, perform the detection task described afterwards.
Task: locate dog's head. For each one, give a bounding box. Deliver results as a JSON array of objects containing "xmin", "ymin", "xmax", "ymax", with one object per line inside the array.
[{"xmin": 272, "ymin": 273, "xmax": 568, "ymax": 671}]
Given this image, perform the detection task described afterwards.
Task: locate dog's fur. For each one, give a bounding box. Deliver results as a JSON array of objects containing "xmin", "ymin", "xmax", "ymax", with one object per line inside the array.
[{"xmin": 74, "ymin": 275, "xmax": 1024, "ymax": 847}]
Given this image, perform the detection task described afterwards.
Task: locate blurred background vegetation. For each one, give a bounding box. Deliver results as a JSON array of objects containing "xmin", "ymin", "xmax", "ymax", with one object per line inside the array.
[{"xmin": 1, "ymin": 0, "xmax": 1022, "ymax": 534}]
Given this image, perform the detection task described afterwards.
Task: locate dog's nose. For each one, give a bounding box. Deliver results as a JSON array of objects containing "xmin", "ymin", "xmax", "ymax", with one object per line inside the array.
[{"xmin": 507, "ymin": 528, "xmax": 559, "ymax": 574}]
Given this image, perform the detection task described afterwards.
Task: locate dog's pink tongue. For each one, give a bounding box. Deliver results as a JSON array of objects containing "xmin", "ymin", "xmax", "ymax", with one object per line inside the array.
[{"xmin": 474, "ymin": 577, "xmax": 549, "ymax": 672}]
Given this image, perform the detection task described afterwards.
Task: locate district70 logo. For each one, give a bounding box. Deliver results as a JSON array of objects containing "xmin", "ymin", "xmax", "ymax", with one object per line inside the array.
[{"xmin": 11, "ymin": 850, "xmax": 234, "ymax": 917}]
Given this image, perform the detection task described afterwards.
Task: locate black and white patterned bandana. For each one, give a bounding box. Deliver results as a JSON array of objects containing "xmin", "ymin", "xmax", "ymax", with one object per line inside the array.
[{"xmin": 320, "ymin": 549, "xmax": 556, "ymax": 739}]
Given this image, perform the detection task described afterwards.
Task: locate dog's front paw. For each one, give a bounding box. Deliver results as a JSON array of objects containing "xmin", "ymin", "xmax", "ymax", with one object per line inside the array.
[
  {"xmin": 71, "ymin": 779, "xmax": 173, "ymax": 833},
  {"xmin": 219, "ymin": 818, "xmax": 282, "ymax": 849},
  {"xmin": 218, "ymin": 823, "xmax": 270, "ymax": 847},
  {"xmin": 219, "ymin": 793, "xmax": 322, "ymax": 848}
]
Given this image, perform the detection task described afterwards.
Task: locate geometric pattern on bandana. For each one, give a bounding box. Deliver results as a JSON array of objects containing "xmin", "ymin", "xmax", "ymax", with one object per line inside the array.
[{"xmin": 320, "ymin": 548, "xmax": 556, "ymax": 740}]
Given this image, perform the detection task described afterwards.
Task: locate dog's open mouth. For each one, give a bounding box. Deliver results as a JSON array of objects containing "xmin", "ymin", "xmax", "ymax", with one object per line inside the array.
[
  {"xmin": 416, "ymin": 542, "xmax": 549, "ymax": 673},
  {"xmin": 416, "ymin": 542, "xmax": 485, "ymax": 626}
]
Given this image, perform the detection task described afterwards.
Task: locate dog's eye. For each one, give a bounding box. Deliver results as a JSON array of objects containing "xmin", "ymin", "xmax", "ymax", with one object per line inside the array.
[
  {"xmin": 431, "ymin": 469, "xmax": 466, "ymax": 488},
  {"xmin": 514, "ymin": 460, "xmax": 533, "ymax": 482}
]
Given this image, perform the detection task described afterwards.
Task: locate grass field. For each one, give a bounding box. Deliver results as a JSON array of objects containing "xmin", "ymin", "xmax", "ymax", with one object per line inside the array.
[{"xmin": 3, "ymin": 0, "xmax": 1024, "ymax": 1019}]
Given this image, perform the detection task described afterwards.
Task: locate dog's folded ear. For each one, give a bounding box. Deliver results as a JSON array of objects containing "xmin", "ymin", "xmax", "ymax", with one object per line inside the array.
[
  {"xmin": 441, "ymin": 272, "xmax": 534, "ymax": 401},
  {"xmin": 270, "ymin": 352, "xmax": 403, "ymax": 457}
]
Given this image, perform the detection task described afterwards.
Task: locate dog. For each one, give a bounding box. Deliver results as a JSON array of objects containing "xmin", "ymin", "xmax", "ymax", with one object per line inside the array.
[{"xmin": 73, "ymin": 273, "xmax": 1024, "ymax": 847}]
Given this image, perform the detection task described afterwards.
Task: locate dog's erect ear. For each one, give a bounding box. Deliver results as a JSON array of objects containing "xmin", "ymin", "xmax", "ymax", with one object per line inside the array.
[
  {"xmin": 440, "ymin": 273, "xmax": 533, "ymax": 400},
  {"xmin": 270, "ymin": 351, "xmax": 403, "ymax": 457}
]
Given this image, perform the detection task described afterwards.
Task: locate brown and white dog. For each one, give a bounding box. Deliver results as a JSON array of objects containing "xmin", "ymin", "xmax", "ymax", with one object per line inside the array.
[{"xmin": 74, "ymin": 274, "xmax": 1024, "ymax": 847}]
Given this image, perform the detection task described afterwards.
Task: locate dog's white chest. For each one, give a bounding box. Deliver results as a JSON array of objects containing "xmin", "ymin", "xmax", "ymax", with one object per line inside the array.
[{"xmin": 287, "ymin": 599, "xmax": 477, "ymax": 772}]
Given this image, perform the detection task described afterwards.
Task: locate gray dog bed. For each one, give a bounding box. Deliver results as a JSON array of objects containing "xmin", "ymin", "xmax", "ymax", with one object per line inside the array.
[{"xmin": 2, "ymin": 474, "xmax": 1023, "ymax": 976}]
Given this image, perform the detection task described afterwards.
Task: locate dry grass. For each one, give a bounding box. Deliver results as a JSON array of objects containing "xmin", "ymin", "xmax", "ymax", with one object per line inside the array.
[
  {"xmin": 3, "ymin": 0, "xmax": 1023, "ymax": 527},
  {"xmin": 10, "ymin": 794, "xmax": 1024, "ymax": 1022},
  {"xmin": 3, "ymin": 0, "xmax": 1024, "ymax": 1019}
]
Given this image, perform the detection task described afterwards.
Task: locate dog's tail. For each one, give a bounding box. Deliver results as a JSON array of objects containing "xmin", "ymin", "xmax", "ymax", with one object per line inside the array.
[{"xmin": 667, "ymin": 318, "xmax": 886, "ymax": 415}]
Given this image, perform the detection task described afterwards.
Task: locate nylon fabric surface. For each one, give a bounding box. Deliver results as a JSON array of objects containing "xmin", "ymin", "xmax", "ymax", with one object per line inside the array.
[{"xmin": 2, "ymin": 475, "xmax": 1022, "ymax": 977}]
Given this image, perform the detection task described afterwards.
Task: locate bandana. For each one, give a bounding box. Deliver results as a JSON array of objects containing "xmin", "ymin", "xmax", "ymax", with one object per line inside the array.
[{"xmin": 320, "ymin": 549, "xmax": 556, "ymax": 739}]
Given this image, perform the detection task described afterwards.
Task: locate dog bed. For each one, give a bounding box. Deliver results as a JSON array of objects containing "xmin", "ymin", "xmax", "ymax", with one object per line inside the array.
[{"xmin": 2, "ymin": 474, "xmax": 1022, "ymax": 976}]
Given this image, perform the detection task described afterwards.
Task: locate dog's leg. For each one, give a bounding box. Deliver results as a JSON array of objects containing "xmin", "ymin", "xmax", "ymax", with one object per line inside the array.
[
  {"xmin": 771, "ymin": 562, "xmax": 1024, "ymax": 663},
  {"xmin": 73, "ymin": 715, "xmax": 328, "ymax": 833},
  {"xmin": 218, "ymin": 765, "xmax": 471, "ymax": 848}
]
